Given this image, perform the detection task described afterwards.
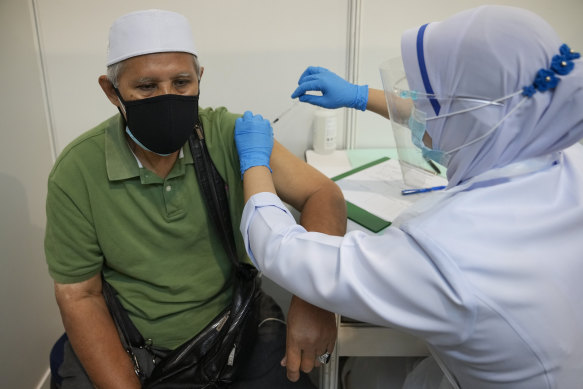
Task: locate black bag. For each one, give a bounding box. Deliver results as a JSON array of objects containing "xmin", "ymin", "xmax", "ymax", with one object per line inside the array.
[{"xmin": 102, "ymin": 120, "xmax": 261, "ymax": 388}]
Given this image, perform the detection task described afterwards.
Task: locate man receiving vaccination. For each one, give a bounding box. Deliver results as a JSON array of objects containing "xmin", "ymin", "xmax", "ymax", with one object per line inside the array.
[{"xmin": 45, "ymin": 9, "xmax": 346, "ymax": 388}]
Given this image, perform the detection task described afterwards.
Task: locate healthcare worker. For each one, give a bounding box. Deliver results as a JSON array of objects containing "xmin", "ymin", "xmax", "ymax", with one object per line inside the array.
[{"xmin": 234, "ymin": 5, "xmax": 583, "ymax": 389}]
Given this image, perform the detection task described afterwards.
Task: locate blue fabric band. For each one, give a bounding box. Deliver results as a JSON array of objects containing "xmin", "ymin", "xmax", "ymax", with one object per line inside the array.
[{"xmin": 416, "ymin": 23, "xmax": 441, "ymax": 116}]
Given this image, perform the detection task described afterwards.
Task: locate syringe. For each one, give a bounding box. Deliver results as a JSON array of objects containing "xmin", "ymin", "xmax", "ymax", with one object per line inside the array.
[{"xmin": 272, "ymin": 100, "xmax": 300, "ymax": 124}]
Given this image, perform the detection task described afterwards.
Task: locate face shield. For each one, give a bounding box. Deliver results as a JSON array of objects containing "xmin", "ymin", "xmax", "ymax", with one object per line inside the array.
[
  {"xmin": 380, "ymin": 56, "xmax": 445, "ymax": 188},
  {"xmin": 380, "ymin": 56, "xmax": 507, "ymax": 188}
]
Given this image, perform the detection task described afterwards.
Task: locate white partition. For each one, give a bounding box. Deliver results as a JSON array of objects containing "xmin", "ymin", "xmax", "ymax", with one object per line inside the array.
[{"xmin": 0, "ymin": 2, "xmax": 62, "ymax": 388}]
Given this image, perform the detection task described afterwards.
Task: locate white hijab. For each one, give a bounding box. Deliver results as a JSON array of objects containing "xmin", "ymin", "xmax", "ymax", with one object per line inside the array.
[{"xmin": 401, "ymin": 5, "xmax": 583, "ymax": 187}]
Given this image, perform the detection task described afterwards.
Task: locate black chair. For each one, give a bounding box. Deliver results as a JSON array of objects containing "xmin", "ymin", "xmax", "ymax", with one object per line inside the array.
[{"xmin": 49, "ymin": 333, "xmax": 68, "ymax": 389}]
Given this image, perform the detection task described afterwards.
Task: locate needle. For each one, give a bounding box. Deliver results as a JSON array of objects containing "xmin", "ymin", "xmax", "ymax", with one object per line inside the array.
[{"xmin": 272, "ymin": 101, "xmax": 300, "ymax": 124}]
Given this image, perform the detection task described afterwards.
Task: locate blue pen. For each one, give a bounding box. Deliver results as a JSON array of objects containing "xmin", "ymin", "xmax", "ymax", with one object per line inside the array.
[{"xmin": 401, "ymin": 185, "xmax": 446, "ymax": 196}]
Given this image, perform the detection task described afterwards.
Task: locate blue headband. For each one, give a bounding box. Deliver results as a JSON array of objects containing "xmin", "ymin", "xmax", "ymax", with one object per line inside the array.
[
  {"xmin": 416, "ymin": 23, "xmax": 441, "ymax": 115},
  {"xmin": 522, "ymin": 44, "xmax": 580, "ymax": 97}
]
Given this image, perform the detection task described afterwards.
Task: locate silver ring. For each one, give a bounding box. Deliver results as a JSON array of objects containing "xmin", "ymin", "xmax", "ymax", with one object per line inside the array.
[{"xmin": 318, "ymin": 352, "xmax": 331, "ymax": 364}]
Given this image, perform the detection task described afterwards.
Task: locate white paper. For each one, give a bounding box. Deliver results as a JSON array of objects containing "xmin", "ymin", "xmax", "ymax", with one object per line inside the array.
[{"xmin": 337, "ymin": 159, "xmax": 447, "ymax": 222}]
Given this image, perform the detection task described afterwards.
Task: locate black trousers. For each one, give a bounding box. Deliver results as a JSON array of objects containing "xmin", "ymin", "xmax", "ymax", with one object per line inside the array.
[{"xmin": 57, "ymin": 292, "xmax": 317, "ymax": 389}]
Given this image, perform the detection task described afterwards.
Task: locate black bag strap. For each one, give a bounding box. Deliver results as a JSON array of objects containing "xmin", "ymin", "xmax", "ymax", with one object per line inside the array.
[
  {"xmin": 188, "ymin": 120, "xmax": 242, "ymax": 269},
  {"xmin": 102, "ymin": 276, "xmax": 147, "ymax": 379},
  {"xmin": 102, "ymin": 120, "xmax": 257, "ymax": 384}
]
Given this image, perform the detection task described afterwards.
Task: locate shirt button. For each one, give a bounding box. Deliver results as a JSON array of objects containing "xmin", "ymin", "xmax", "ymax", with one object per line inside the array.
[{"xmin": 166, "ymin": 185, "xmax": 172, "ymax": 192}]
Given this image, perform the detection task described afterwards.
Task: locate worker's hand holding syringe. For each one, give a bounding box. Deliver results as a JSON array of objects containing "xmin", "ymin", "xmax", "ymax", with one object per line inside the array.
[
  {"xmin": 291, "ymin": 66, "xmax": 389, "ymax": 118},
  {"xmin": 291, "ymin": 66, "xmax": 369, "ymax": 110}
]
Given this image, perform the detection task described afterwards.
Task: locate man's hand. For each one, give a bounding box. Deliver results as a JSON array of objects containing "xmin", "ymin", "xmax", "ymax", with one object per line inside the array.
[
  {"xmin": 266, "ymin": 114, "xmax": 346, "ymax": 383},
  {"xmin": 282, "ymin": 295, "xmax": 337, "ymax": 382}
]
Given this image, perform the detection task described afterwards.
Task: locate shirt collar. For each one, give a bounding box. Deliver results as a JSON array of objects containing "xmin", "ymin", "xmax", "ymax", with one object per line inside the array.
[
  {"xmin": 105, "ymin": 114, "xmax": 193, "ymax": 181},
  {"xmin": 128, "ymin": 146, "xmax": 185, "ymax": 168}
]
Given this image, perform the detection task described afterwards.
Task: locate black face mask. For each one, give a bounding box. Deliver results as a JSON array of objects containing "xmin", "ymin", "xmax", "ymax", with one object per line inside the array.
[{"xmin": 115, "ymin": 88, "xmax": 198, "ymax": 155}]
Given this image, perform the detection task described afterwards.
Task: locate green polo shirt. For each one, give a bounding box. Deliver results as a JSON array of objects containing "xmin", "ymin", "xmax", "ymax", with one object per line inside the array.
[{"xmin": 45, "ymin": 107, "xmax": 248, "ymax": 349}]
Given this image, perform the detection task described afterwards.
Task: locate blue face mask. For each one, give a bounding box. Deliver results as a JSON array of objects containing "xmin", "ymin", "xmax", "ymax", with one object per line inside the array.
[
  {"xmin": 125, "ymin": 126, "xmax": 172, "ymax": 156},
  {"xmin": 408, "ymin": 108, "xmax": 450, "ymax": 166}
]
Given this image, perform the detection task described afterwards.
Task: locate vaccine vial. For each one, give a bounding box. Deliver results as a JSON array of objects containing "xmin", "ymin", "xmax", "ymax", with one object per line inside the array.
[{"xmin": 312, "ymin": 109, "xmax": 337, "ymax": 154}]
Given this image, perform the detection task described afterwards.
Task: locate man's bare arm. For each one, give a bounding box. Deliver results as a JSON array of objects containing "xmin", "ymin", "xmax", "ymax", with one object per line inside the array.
[
  {"xmin": 269, "ymin": 140, "xmax": 347, "ymax": 381},
  {"xmin": 270, "ymin": 140, "xmax": 347, "ymax": 235},
  {"xmin": 55, "ymin": 273, "xmax": 140, "ymax": 389}
]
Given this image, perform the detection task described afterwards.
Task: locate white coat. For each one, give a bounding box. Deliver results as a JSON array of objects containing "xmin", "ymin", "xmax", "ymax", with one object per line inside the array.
[{"xmin": 241, "ymin": 145, "xmax": 583, "ymax": 388}]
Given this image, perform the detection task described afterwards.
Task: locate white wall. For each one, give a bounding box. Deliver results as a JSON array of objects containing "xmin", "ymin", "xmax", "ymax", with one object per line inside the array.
[
  {"xmin": 0, "ymin": 1, "xmax": 62, "ymax": 388},
  {"xmin": 354, "ymin": 0, "xmax": 583, "ymax": 149},
  {"xmin": 35, "ymin": 0, "xmax": 349, "ymax": 158}
]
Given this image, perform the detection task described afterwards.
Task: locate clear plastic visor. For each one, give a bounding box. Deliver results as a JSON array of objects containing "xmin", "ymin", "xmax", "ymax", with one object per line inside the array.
[{"xmin": 379, "ymin": 57, "xmax": 503, "ymax": 187}]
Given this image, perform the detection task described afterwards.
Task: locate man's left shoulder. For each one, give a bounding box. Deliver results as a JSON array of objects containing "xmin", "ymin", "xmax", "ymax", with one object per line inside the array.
[
  {"xmin": 199, "ymin": 106, "xmax": 242, "ymax": 144},
  {"xmin": 199, "ymin": 106, "xmax": 241, "ymax": 128}
]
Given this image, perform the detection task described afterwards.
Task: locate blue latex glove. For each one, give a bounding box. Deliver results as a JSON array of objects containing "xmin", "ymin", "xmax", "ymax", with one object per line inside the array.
[
  {"xmin": 235, "ymin": 111, "xmax": 274, "ymax": 178},
  {"xmin": 291, "ymin": 66, "xmax": 369, "ymax": 111}
]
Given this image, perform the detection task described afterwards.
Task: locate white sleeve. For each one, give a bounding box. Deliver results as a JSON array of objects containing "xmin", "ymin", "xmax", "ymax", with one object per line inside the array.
[{"xmin": 240, "ymin": 192, "xmax": 476, "ymax": 346}]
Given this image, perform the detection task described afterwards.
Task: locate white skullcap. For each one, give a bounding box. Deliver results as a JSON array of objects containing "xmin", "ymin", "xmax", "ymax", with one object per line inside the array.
[{"xmin": 106, "ymin": 9, "xmax": 197, "ymax": 66}]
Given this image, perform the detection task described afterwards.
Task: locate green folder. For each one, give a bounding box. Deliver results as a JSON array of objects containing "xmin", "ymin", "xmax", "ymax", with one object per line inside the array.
[{"xmin": 332, "ymin": 157, "xmax": 392, "ymax": 233}]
